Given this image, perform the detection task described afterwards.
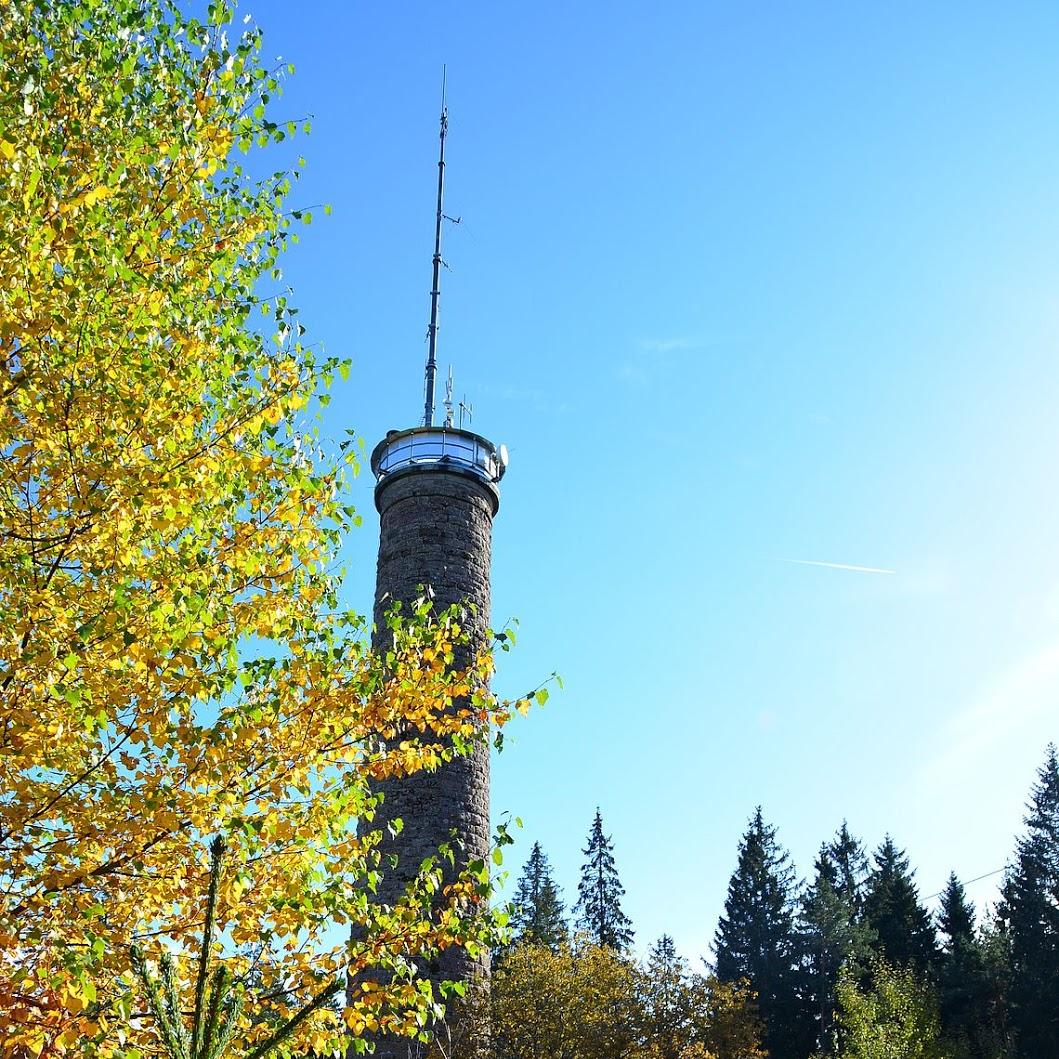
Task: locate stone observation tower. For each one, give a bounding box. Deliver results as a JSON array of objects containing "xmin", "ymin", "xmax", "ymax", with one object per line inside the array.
[{"xmin": 367, "ymin": 79, "xmax": 507, "ymax": 1056}]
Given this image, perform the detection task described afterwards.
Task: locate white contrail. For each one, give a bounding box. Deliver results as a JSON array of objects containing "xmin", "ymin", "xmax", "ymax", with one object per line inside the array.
[{"xmin": 777, "ymin": 558, "xmax": 896, "ymax": 575}]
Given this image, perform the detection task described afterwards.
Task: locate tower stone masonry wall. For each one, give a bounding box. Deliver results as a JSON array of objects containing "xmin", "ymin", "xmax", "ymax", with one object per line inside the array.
[{"xmin": 370, "ymin": 467, "xmax": 497, "ymax": 1057}]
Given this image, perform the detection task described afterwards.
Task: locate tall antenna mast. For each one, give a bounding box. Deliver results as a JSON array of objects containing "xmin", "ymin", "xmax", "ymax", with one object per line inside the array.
[{"xmin": 423, "ymin": 67, "xmax": 448, "ymax": 427}]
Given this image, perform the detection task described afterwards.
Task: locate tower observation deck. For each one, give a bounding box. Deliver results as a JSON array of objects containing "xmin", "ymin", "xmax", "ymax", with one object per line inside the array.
[{"xmin": 371, "ymin": 425, "xmax": 507, "ymax": 509}]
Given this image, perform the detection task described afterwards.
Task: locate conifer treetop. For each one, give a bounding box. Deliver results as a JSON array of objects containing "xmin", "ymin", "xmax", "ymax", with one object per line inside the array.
[
  {"xmin": 713, "ymin": 808, "xmax": 810, "ymax": 1059},
  {"xmin": 510, "ymin": 840, "xmax": 568, "ymax": 951},
  {"xmin": 574, "ymin": 808, "xmax": 634, "ymax": 951},
  {"xmin": 827, "ymin": 821, "xmax": 869, "ymax": 909},
  {"xmin": 937, "ymin": 872, "xmax": 976, "ymax": 951},
  {"xmin": 862, "ymin": 835, "xmax": 937, "ymax": 971},
  {"xmin": 997, "ymin": 743, "xmax": 1059, "ymax": 1055}
]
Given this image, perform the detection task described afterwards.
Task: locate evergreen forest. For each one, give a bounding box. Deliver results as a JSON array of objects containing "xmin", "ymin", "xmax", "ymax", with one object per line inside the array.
[{"xmin": 493, "ymin": 745, "xmax": 1059, "ymax": 1059}]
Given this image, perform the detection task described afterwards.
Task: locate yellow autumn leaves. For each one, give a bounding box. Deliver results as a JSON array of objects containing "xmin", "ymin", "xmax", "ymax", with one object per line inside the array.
[
  {"xmin": 492, "ymin": 942, "xmax": 767, "ymax": 1059},
  {"xmin": 0, "ymin": 2, "xmax": 524, "ymax": 1056}
]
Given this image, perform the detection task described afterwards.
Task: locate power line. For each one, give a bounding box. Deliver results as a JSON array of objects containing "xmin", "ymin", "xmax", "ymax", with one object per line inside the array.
[{"xmin": 923, "ymin": 866, "xmax": 1006, "ymax": 902}]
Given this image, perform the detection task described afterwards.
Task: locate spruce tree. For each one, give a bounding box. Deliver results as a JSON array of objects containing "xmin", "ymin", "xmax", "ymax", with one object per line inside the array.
[
  {"xmin": 574, "ymin": 808, "xmax": 634, "ymax": 950},
  {"xmin": 827, "ymin": 821, "xmax": 870, "ymax": 911},
  {"xmin": 862, "ymin": 836, "xmax": 937, "ymax": 972},
  {"xmin": 935, "ymin": 872, "xmax": 1009, "ymax": 1059},
  {"xmin": 509, "ymin": 841, "xmax": 568, "ymax": 951},
  {"xmin": 644, "ymin": 935, "xmax": 690, "ymax": 1059},
  {"xmin": 936, "ymin": 873, "xmax": 976, "ymax": 1051},
  {"xmin": 713, "ymin": 808, "xmax": 812, "ymax": 1059},
  {"xmin": 997, "ymin": 743, "xmax": 1059, "ymax": 1056},
  {"xmin": 800, "ymin": 843, "xmax": 876, "ymax": 1054},
  {"xmin": 647, "ymin": 933, "xmax": 681, "ymax": 980},
  {"xmin": 937, "ymin": 872, "xmax": 976, "ymax": 949}
]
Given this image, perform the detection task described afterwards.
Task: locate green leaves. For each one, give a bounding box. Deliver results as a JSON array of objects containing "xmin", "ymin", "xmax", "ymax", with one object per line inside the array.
[{"xmin": 834, "ymin": 961, "xmax": 946, "ymax": 1059}]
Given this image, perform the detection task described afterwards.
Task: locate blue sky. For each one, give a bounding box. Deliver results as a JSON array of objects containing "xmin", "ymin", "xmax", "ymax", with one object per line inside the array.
[{"xmin": 245, "ymin": 1, "xmax": 1059, "ymax": 960}]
